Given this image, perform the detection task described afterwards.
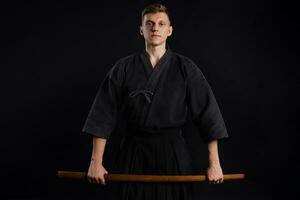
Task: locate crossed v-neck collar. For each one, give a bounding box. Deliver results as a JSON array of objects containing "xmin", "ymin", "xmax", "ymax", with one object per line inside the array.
[
  {"xmin": 140, "ymin": 46, "xmax": 172, "ymax": 78},
  {"xmin": 129, "ymin": 46, "xmax": 172, "ymax": 105}
]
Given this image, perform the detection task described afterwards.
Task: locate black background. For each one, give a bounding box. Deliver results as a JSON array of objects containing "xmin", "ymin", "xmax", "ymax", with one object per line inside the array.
[{"xmin": 1, "ymin": 0, "xmax": 297, "ymax": 199}]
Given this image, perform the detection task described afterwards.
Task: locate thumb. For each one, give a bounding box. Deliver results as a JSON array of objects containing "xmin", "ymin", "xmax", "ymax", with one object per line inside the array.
[{"xmin": 102, "ymin": 171, "xmax": 108, "ymax": 185}]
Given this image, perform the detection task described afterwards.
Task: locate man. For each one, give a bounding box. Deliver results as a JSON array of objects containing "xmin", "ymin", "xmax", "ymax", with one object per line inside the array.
[{"xmin": 82, "ymin": 3, "xmax": 229, "ymax": 199}]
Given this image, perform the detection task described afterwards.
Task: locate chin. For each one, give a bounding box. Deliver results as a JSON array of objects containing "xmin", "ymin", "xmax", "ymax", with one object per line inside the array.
[{"xmin": 147, "ymin": 40, "xmax": 165, "ymax": 46}]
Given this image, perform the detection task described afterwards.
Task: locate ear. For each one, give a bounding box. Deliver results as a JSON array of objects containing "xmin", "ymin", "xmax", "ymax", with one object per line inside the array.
[
  {"xmin": 139, "ymin": 26, "xmax": 143, "ymax": 35},
  {"xmin": 167, "ymin": 26, "xmax": 173, "ymax": 36}
]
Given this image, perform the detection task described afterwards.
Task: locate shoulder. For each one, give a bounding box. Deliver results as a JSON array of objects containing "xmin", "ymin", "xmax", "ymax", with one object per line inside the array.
[
  {"xmin": 113, "ymin": 51, "xmax": 140, "ymax": 67},
  {"xmin": 107, "ymin": 52, "xmax": 138, "ymax": 84},
  {"xmin": 109, "ymin": 52, "xmax": 137, "ymax": 72},
  {"xmin": 171, "ymin": 51, "xmax": 205, "ymax": 80},
  {"xmin": 172, "ymin": 52, "xmax": 194, "ymax": 65}
]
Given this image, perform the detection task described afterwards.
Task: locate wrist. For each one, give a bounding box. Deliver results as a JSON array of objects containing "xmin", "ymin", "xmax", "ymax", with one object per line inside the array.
[
  {"xmin": 208, "ymin": 158, "xmax": 220, "ymax": 166},
  {"xmin": 91, "ymin": 157, "xmax": 103, "ymax": 164}
]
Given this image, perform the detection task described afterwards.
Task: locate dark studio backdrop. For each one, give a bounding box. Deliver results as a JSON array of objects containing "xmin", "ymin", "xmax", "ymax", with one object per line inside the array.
[{"xmin": 1, "ymin": 0, "xmax": 296, "ymax": 199}]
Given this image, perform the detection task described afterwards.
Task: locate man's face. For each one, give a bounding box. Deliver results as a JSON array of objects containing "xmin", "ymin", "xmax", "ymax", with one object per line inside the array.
[{"xmin": 140, "ymin": 12, "xmax": 173, "ymax": 46}]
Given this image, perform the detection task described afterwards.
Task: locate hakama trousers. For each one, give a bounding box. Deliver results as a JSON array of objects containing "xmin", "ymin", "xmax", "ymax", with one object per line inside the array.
[{"xmin": 110, "ymin": 126, "xmax": 196, "ymax": 200}]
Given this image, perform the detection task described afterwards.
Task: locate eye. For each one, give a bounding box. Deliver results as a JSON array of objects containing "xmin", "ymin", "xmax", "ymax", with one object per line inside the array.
[{"xmin": 146, "ymin": 21, "xmax": 153, "ymax": 26}]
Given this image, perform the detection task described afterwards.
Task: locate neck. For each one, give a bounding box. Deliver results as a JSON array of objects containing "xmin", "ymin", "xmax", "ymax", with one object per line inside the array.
[{"xmin": 145, "ymin": 43, "xmax": 167, "ymax": 60}]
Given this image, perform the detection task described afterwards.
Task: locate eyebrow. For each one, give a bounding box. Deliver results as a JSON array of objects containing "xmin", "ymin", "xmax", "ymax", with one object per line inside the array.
[{"xmin": 145, "ymin": 19, "xmax": 166, "ymax": 23}]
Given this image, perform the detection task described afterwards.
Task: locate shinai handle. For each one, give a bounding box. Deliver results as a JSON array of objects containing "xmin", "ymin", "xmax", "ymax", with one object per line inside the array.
[{"xmin": 57, "ymin": 171, "xmax": 245, "ymax": 182}]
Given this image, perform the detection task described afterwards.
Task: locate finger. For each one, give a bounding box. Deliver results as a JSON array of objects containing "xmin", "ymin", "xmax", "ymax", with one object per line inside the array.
[
  {"xmin": 207, "ymin": 176, "xmax": 213, "ymax": 183},
  {"xmin": 88, "ymin": 178, "xmax": 93, "ymax": 183},
  {"xmin": 211, "ymin": 178, "xmax": 216, "ymax": 183},
  {"xmin": 90, "ymin": 178, "xmax": 95, "ymax": 183},
  {"xmin": 88, "ymin": 177, "xmax": 94, "ymax": 183},
  {"xmin": 207, "ymin": 179, "xmax": 214, "ymax": 184},
  {"xmin": 87, "ymin": 176, "xmax": 91, "ymax": 183},
  {"xmin": 208, "ymin": 178, "xmax": 214, "ymax": 184},
  {"xmin": 103, "ymin": 174, "xmax": 107, "ymax": 185},
  {"xmin": 95, "ymin": 177, "xmax": 101, "ymax": 184},
  {"xmin": 104, "ymin": 173, "xmax": 108, "ymax": 179},
  {"xmin": 99, "ymin": 177, "xmax": 104, "ymax": 185}
]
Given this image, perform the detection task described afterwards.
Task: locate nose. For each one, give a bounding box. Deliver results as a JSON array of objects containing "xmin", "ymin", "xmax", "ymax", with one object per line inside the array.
[{"xmin": 151, "ymin": 23, "xmax": 159, "ymax": 32}]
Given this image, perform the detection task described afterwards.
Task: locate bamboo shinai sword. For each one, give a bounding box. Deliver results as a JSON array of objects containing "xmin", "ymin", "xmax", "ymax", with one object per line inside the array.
[{"xmin": 57, "ymin": 171, "xmax": 245, "ymax": 182}]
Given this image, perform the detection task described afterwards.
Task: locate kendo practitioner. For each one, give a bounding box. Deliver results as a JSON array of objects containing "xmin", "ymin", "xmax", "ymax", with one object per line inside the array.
[{"xmin": 82, "ymin": 3, "xmax": 229, "ymax": 200}]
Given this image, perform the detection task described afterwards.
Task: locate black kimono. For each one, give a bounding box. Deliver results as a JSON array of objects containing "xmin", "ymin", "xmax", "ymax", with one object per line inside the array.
[{"xmin": 82, "ymin": 47, "xmax": 229, "ymax": 200}]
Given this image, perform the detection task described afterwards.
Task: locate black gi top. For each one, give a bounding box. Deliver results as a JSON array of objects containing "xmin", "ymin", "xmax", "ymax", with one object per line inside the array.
[{"xmin": 82, "ymin": 47, "xmax": 229, "ymax": 143}]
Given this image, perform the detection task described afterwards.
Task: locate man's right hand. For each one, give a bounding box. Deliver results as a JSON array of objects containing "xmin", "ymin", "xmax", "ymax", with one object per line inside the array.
[{"xmin": 87, "ymin": 159, "xmax": 108, "ymax": 185}]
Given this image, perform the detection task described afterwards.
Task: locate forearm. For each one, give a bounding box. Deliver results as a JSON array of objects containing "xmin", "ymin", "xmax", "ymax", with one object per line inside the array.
[
  {"xmin": 207, "ymin": 139, "xmax": 220, "ymax": 166},
  {"xmin": 91, "ymin": 136, "xmax": 107, "ymax": 164},
  {"xmin": 206, "ymin": 139, "xmax": 224, "ymax": 183}
]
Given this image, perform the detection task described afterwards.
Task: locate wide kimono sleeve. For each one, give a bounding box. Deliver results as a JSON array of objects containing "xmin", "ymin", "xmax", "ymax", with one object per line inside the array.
[
  {"xmin": 186, "ymin": 61, "xmax": 229, "ymax": 143},
  {"xmin": 81, "ymin": 60, "xmax": 125, "ymax": 140}
]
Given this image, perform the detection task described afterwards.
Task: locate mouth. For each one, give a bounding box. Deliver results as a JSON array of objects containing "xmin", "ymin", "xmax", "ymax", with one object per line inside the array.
[{"xmin": 151, "ymin": 35, "xmax": 161, "ymax": 37}]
